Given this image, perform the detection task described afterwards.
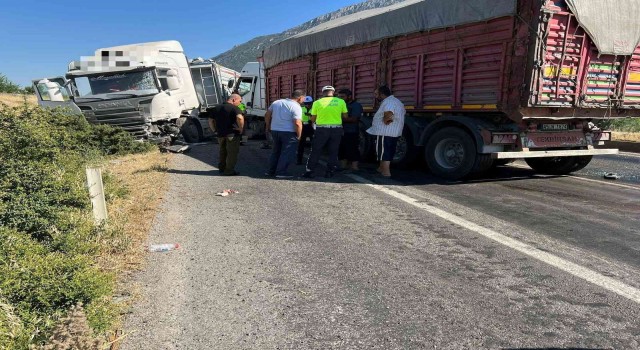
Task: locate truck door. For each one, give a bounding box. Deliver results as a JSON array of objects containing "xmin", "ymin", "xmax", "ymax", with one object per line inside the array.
[{"xmin": 32, "ymin": 77, "xmax": 81, "ymax": 113}]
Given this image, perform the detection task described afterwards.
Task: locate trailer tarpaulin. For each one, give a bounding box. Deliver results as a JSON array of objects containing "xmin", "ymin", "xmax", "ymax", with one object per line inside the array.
[
  {"xmin": 566, "ymin": 0, "xmax": 640, "ymax": 56},
  {"xmin": 263, "ymin": 0, "xmax": 517, "ymax": 68}
]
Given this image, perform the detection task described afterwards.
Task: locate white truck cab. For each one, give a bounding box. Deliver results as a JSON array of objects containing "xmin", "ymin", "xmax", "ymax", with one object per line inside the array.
[
  {"xmin": 233, "ymin": 61, "xmax": 267, "ymax": 138},
  {"xmin": 33, "ymin": 41, "xmax": 238, "ymax": 143}
]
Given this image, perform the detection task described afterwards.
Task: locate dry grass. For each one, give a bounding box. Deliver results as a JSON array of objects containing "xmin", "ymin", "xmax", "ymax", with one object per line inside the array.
[
  {"xmin": 612, "ymin": 131, "xmax": 640, "ymax": 142},
  {"xmin": 101, "ymin": 150, "xmax": 171, "ymax": 272},
  {"xmin": 0, "ymin": 93, "xmax": 37, "ymax": 107},
  {"xmin": 95, "ymin": 149, "xmax": 172, "ymax": 343}
]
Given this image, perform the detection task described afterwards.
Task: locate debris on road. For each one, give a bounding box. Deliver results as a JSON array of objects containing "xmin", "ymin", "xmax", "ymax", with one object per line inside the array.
[
  {"xmin": 216, "ymin": 189, "xmax": 240, "ymax": 197},
  {"xmin": 148, "ymin": 243, "xmax": 180, "ymax": 252},
  {"xmin": 603, "ymin": 172, "xmax": 620, "ymax": 180},
  {"xmin": 160, "ymin": 144, "xmax": 191, "ymax": 153}
]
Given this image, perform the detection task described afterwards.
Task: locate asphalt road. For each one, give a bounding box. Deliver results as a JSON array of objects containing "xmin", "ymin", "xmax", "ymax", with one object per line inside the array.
[{"xmin": 121, "ymin": 142, "xmax": 640, "ymax": 350}]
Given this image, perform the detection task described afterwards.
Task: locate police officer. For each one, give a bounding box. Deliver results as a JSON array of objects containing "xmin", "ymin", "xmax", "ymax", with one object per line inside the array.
[
  {"xmin": 296, "ymin": 96, "xmax": 315, "ymax": 165},
  {"xmin": 303, "ymin": 86, "xmax": 348, "ymax": 178}
]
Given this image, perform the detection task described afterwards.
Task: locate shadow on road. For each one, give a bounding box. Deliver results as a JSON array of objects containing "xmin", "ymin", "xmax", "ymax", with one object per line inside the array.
[{"xmin": 167, "ymin": 141, "xmax": 567, "ymax": 186}]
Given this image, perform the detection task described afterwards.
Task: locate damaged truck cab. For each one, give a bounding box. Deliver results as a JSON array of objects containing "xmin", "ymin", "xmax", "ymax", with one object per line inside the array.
[{"xmin": 33, "ymin": 41, "xmax": 238, "ymax": 143}]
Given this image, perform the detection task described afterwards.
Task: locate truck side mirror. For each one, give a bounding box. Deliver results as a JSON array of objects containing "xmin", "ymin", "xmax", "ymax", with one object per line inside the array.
[
  {"xmin": 166, "ymin": 69, "xmax": 181, "ymax": 90},
  {"xmin": 227, "ymin": 79, "xmax": 235, "ymax": 89}
]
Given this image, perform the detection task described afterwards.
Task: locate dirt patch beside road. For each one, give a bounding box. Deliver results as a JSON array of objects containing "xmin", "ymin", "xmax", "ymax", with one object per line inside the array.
[{"xmin": 612, "ymin": 131, "xmax": 640, "ymax": 143}]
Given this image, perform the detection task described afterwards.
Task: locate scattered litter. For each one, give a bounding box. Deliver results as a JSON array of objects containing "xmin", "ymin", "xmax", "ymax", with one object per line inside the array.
[
  {"xmin": 215, "ymin": 189, "xmax": 240, "ymax": 197},
  {"xmin": 160, "ymin": 144, "xmax": 191, "ymax": 153},
  {"xmin": 148, "ymin": 243, "xmax": 180, "ymax": 252},
  {"xmin": 603, "ymin": 172, "xmax": 620, "ymax": 180}
]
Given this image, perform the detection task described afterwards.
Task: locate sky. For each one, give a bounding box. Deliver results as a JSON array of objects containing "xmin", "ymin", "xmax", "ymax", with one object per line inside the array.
[{"xmin": 0, "ymin": 0, "xmax": 363, "ymax": 87}]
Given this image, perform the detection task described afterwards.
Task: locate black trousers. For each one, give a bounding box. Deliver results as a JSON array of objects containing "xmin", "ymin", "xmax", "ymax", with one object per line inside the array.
[
  {"xmin": 305, "ymin": 127, "xmax": 343, "ymax": 173},
  {"xmin": 296, "ymin": 123, "xmax": 315, "ymax": 164}
]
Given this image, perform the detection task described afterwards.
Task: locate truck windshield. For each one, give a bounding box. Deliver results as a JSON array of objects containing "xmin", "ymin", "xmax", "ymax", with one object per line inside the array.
[
  {"xmin": 72, "ymin": 69, "xmax": 159, "ymax": 99},
  {"xmin": 235, "ymin": 78, "xmax": 253, "ymax": 97}
]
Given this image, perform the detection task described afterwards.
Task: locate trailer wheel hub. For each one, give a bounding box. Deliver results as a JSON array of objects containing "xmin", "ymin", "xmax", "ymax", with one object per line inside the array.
[{"xmin": 435, "ymin": 138, "xmax": 464, "ymax": 169}]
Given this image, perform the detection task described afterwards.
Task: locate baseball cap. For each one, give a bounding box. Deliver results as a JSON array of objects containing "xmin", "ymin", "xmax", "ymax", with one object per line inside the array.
[
  {"xmin": 304, "ymin": 96, "xmax": 313, "ymax": 103},
  {"xmin": 321, "ymin": 85, "xmax": 335, "ymax": 92}
]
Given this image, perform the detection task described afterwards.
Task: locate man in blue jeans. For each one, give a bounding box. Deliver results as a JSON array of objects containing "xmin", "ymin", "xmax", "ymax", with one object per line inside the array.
[{"xmin": 264, "ymin": 90, "xmax": 306, "ymax": 178}]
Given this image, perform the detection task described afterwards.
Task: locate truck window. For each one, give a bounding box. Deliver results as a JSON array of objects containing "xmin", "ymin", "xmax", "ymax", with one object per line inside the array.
[
  {"xmin": 35, "ymin": 81, "xmax": 71, "ymax": 101},
  {"xmin": 157, "ymin": 69, "xmax": 173, "ymax": 91},
  {"xmin": 236, "ymin": 78, "xmax": 253, "ymax": 96}
]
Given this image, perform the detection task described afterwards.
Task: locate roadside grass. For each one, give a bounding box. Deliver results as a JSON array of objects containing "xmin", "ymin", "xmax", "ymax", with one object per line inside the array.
[
  {"xmin": 0, "ymin": 103, "xmax": 167, "ymax": 349},
  {"xmin": 0, "ymin": 93, "xmax": 36, "ymax": 108}
]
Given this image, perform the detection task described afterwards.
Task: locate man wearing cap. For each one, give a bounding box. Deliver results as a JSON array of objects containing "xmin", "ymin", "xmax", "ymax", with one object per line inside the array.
[
  {"xmin": 264, "ymin": 90, "xmax": 305, "ymax": 178},
  {"xmin": 296, "ymin": 96, "xmax": 315, "ymax": 165},
  {"xmin": 303, "ymin": 86, "xmax": 348, "ymax": 178}
]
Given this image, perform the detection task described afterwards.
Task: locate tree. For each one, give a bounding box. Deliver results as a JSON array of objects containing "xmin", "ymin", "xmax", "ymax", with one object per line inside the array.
[{"xmin": 0, "ymin": 73, "xmax": 22, "ymax": 93}]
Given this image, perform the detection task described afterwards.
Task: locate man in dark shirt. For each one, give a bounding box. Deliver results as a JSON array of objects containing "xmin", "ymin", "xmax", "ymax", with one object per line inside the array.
[
  {"xmin": 337, "ymin": 89, "xmax": 363, "ymax": 172},
  {"xmin": 208, "ymin": 94, "xmax": 245, "ymax": 176}
]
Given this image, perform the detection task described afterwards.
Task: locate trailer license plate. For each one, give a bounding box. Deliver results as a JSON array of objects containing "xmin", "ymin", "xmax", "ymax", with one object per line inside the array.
[{"xmin": 541, "ymin": 123, "xmax": 569, "ymax": 131}]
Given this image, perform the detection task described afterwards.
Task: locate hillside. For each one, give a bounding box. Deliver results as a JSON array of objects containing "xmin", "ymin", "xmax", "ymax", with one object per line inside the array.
[{"xmin": 212, "ymin": 0, "xmax": 406, "ymax": 71}]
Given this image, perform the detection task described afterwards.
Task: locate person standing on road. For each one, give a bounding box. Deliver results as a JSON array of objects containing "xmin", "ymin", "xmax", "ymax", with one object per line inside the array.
[
  {"xmin": 337, "ymin": 89, "xmax": 363, "ymax": 172},
  {"xmin": 366, "ymin": 85, "xmax": 405, "ymax": 178},
  {"xmin": 264, "ymin": 90, "xmax": 305, "ymax": 178},
  {"xmin": 303, "ymin": 86, "xmax": 348, "ymax": 178},
  {"xmin": 296, "ymin": 96, "xmax": 315, "ymax": 165},
  {"xmin": 208, "ymin": 94, "xmax": 245, "ymax": 176}
]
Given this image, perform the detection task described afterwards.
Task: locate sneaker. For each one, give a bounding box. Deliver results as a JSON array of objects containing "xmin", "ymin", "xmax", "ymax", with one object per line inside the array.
[
  {"xmin": 302, "ymin": 171, "xmax": 314, "ymax": 178},
  {"xmin": 276, "ymin": 174, "xmax": 294, "ymax": 179}
]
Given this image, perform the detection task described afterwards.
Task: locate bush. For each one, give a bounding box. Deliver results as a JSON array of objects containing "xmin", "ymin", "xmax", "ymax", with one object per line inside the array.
[
  {"xmin": 0, "ymin": 74, "xmax": 21, "ymax": 94},
  {"xmin": 0, "ymin": 104, "xmax": 154, "ymax": 348}
]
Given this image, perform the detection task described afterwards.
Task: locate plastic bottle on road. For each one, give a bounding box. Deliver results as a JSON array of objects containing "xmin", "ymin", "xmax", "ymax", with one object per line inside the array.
[{"xmin": 148, "ymin": 243, "xmax": 180, "ymax": 252}]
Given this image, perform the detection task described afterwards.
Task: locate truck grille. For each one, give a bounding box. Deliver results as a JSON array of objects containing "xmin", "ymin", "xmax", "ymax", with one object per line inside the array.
[{"xmin": 80, "ymin": 105, "xmax": 149, "ymax": 138}]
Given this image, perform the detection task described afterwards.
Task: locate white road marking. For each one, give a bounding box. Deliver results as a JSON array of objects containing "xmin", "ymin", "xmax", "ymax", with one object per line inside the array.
[
  {"xmin": 346, "ymin": 173, "xmax": 640, "ymax": 304},
  {"xmin": 510, "ymin": 164, "xmax": 640, "ymax": 191},
  {"xmin": 619, "ymin": 151, "xmax": 640, "ymax": 159}
]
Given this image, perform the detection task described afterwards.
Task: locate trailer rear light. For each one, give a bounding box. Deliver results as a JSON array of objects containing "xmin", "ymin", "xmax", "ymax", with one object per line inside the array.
[{"xmin": 491, "ymin": 133, "xmax": 518, "ymax": 144}]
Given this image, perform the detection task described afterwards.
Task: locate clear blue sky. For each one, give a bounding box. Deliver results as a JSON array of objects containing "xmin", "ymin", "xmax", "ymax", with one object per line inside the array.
[{"xmin": 0, "ymin": 0, "xmax": 362, "ymax": 87}]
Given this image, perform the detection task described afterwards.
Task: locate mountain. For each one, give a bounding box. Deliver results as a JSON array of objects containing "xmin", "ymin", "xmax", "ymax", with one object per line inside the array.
[{"xmin": 212, "ymin": 0, "xmax": 407, "ymax": 71}]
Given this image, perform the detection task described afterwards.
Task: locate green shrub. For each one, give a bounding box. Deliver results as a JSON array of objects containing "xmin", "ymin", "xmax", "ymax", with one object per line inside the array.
[
  {"xmin": 0, "ymin": 104, "xmax": 154, "ymax": 348},
  {"xmin": 596, "ymin": 118, "xmax": 640, "ymax": 133},
  {"xmin": 0, "ymin": 74, "xmax": 21, "ymax": 94}
]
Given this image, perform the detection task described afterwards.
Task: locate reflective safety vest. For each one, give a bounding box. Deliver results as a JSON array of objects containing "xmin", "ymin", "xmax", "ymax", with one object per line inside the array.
[
  {"xmin": 311, "ymin": 97, "xmax": 347, "ymax": 125},
  {"xmin": 301, "ymin": 106, "xmax": 310, "ymax": 123}
]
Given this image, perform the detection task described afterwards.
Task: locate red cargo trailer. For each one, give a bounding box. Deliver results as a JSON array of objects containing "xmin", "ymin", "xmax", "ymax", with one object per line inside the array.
[{"xmin": 262, "ymin": 0, "xmax": 640, "ymax": 179}]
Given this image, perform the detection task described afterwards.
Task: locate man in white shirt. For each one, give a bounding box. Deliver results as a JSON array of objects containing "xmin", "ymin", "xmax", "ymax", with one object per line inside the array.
[
  {"xmin": 366, "ymin": 85, "xmax": 406, "ymax": 177},
  {"xmin": 264, "ymin": 90, "xmax": 305, "ymax": 178}
]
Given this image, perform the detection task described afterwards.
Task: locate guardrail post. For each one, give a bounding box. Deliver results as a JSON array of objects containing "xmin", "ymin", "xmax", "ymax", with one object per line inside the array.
[{"xmin": 86, "ymin": 167, "xmax": 108, "ymax": 224}]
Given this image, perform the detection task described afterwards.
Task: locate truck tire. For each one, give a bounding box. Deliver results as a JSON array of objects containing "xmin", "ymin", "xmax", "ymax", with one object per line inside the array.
[
  {"xmin": 470, "ymin": 154, "xmax": 494, "ymax": 175},
  {"xmin": 392, "ymin": 126, "xmax": 420, "ymax": 168},
  {"xmin": 358, "ymin": 124, "xmax": 374, "ymax": 161},
  {"xmin": 425, "ymin": 127, "xmax": 477, "ymax": 180},
  {"xmin": 571, "ymin": 155, "xmax": 593, "ymax": 172},
  {"xmin": 525, "ymin": 156, "xmax": 580, "ymax": 175},
  {"xmin": 178, "ymin": 117, "xmax": 203, "ymax": 143}
]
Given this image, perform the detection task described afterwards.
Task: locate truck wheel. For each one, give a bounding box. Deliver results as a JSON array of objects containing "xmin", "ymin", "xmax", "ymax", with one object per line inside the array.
[
  {"xmin": 571, "ymin": 156, "xmax": 593, "ymax": 172},
  {"xmin": 391, "ymin": 126, "xmax": 420, "ymax": 168},
  {"xmin": 525, "ymin": 156, "xmax": 578, "ymax": 175},
  {"xmin": 425, "ymin": 127, "xmax": 477, "ymax": 180},
  {"xmin": 470, "ymin": 154, "xmax": 494, "ymax": 175},
  {"xmin": 178, "ymin": 117, "xmax": 202, "ymax": 143},
  {"xmin": 358, "ymin": 126, "xmax": 374, "ymax": 161}
]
